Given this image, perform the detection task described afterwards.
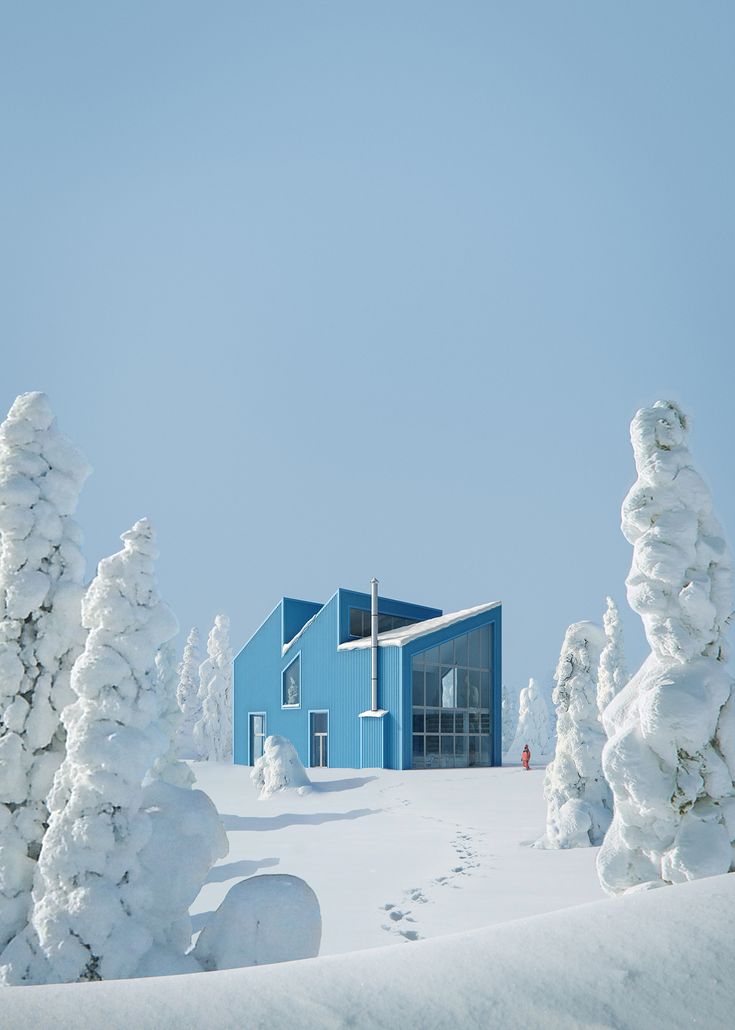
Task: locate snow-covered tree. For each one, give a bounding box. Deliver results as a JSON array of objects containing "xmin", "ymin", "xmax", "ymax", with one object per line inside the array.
[
  {"xmin": 501, "ymin": 686, "xmax": 519, "ymax": 753},
  {"xmin": 598, "ymin": 401, "xmax": 735, "ymax": 895},
  {"xmin": 194, "ymin": 614, "xmax": 233, "ymax": 762},
  {"xmin": 151, "ymin": 640, "xmax": 193, "ymax": 790},
  {"xmin": 0, "ymin": 393, "xmax": 90, "ymax": 954},
  {"xmin": 597, "ymin": 597, "xmax": 628, "ymax": 716},
  {"xmin": 26, "ymin": 518, "xmax": 181, "ymax": 982},
  {"xmin": 251, "ymin": 735, "xmax": 312, "ymax": 799},
  {"xmin": 136, "ymin": 643, "xmax": 229, "ymax": 978},
  {"xmin": 538, "ymin": 621, "xmax": 612, "ymax": 848},
  {"xmin": 509, "ymin": 678, "xmax": 554, "ymax": 760},
  {"xmin": 175, "ymin": 626, "xmax": 201, "ymax": 756}
]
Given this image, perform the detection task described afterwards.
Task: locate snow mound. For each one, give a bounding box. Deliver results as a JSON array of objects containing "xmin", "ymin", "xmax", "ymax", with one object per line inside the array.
[
  {"xmin": 193, "ymin": 874, "xmax": 322, "ymax": 972},
  {"xmin": 251, "ymin": 735, "xmax": 311, "ymax": 799},
  {"xmin": 1, "ymin": 873, "xmax": 732, "ymax": 1029}
]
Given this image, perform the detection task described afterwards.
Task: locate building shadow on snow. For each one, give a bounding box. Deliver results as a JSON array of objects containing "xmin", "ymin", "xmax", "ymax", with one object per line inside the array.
[
  {"xmin": 312, "ymin": 776, "xmax": 378, "ymax": 793},
  {"xmin": 221, "ymin": 809, "xmax": 381, "ymax": 831},
  {"xmin": 205, "ymin": 856, "xmax": 280, "ymax": 884}
]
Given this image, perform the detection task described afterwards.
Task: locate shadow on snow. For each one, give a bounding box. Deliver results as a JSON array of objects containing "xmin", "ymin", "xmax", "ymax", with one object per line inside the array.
[
  {"xmin": 221, "ymin": 809, "xmax": 381, "ymax": 831},
  {"xmin": 205, "ymin": 856, "xmax": 281, "ymax": 884}
]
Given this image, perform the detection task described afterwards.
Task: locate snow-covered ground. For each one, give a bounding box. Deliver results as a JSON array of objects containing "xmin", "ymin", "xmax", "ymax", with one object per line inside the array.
[
  {"xmin": 2, "ymin": 761, "xmax": 734, "ymax": 1028},
  {"xmin": 190, "ymin": 761, "xmax": 604, "ymax": 955}
]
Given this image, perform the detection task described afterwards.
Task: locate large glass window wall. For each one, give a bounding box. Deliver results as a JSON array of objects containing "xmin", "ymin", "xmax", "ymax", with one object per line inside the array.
[{"xmin": 411, "ymin": 625, "xmax": 493, "ymax": 769}]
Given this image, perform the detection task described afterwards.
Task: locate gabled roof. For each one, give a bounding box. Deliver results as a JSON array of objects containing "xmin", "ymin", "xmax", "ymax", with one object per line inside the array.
[{"xmin": 337, "ymin": 601, "xmax": 500, "ymax": 650}]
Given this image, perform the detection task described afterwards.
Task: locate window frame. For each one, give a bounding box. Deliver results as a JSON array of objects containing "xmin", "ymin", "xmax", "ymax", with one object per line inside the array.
[{"xmin": 281, "ymin": 652, "xmax": 302, "ymax": 709}]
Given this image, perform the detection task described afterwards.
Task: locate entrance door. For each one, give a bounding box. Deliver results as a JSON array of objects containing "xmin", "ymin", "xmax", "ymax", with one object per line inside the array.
[
  {"xmin": 310, "ymin": 711, "xmax": 328, "ymax": 767},
  {"xmin": 250, "ymin": 713, "xmax": 265, "ymax": 763}
]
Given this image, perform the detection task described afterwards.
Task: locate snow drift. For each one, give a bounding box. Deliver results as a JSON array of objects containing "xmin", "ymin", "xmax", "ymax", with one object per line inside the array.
[
  {"xmin": 193, "ymin": 874, "xmax": 321, "ymax": 971},
  {"xmin": 598, "ymin": 401, "xmax": 735, "ymax": 894},
  {"xmin": 0, "ymin": 872, "xmax": 732, "ymax": 1029}
]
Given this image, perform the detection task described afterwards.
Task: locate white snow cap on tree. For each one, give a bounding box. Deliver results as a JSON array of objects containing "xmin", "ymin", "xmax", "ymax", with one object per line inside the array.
[
  {"xmin": 597, "ymin": 597, "xmax": 628, "ymax": 716},
  {"xmin": 539, "ymin": 621, "xmax": 612, "ymax": 849},
  {"xmin": 0, "ymin": 392, "xmax": 90, "ymax": 954},
  {"xmin": 175, "ymin": 627, "xmax": 201, "ymax": 756},
  {"xmin": 251, "ymin": 735, "xmax": 312, "ymax": 799},
  {"xmin": 194, "ymin": 614, "xmax": 233, "ymax": 762},
  {"xmin": 510, "ymin": 678, "xmax": 554, "ymax": 759},
  {"xmin": 501, "ymin": 686, "xmax": 519, "ymax": 753},
  {"xmin": 27, "ymin": 518, "xmax": 183, "ymax": 983},
  {"xmin": 598, "ymin": 401, "xmax": 735, "ymax": 895},
  {"xmin": 135, "ymin": 639, "xmax": 228, "ymax": 978}
]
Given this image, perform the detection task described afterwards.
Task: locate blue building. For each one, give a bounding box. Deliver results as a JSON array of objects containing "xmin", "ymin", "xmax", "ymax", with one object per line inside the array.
[{"xmin": 234, "ymin": 584, "xmax": 502, "ymax": 771}]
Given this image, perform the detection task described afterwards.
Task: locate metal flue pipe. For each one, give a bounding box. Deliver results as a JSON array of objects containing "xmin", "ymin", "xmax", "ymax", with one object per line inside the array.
[{"xmin": 371, "ymin": 577, "xmax": 379, "ymax": 712}]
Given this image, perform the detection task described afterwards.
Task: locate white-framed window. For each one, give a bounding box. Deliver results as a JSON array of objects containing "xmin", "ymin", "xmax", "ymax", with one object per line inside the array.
[
  {"xmin": 249, "ymin": 712, "xmax": 266, "ymax": 763},
  {"xmin": 282, "ymin": 653, "xmax": 301, "ymax": 708}
]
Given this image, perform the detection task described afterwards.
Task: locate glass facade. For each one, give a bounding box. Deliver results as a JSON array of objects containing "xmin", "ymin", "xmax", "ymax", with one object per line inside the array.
[
  {"xmin": 411, "ymin": 624, "xmax": 493, "ymax": 769},
  {"xmin": 282, "ymin": 654, "xmax": 301, "ymax": 707},
  {"xmin": 349, "ymin": 607, "xmax": 418, "ymax": 638}
]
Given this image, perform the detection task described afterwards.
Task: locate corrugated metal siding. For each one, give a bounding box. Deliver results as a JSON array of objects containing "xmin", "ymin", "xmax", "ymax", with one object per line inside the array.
[
  {"xmin": 234, "ymin": 593, "xmax": 502, "ymax": 771},
  {"xmin": 234, "ymin": 594, "xmax": 402, "ymax": 769}
]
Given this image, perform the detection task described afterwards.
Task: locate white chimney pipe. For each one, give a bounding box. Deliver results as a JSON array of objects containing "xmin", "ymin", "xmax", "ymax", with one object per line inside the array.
[{"xmin": 371, "ymin": 577, "xmax": 379, "ymax": 712}]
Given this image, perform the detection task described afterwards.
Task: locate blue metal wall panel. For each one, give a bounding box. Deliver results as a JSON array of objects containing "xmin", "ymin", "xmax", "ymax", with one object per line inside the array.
[
  {"xmin": 234, "ymin": 590, "xmax": 502, "ymax": 772},
  {"xmin": 281, "ymin": 597, "xmax": 322, "ymax": 646}
]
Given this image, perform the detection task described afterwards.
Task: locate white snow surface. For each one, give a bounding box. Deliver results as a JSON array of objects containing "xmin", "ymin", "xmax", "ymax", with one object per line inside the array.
[
  {"xmin": 539, "ymin": 621, "xmax": 612, "ymax": 849},
  {"xmin": 508, "ymin": 677, "xmax": 554, "ymax": 760},
  {"xmin": 251, "ymin": 735, "xmax": 312, "ymax": 799},
  {"xmin": 337, "ymin": 601, "xmax": 500, "ymax": 649},
  {"xmin": 1, "ymin": 774, "xmax": 728, "ymax": 1025},
  {"xmin": 0, "ymin": 392, "xmax": 91, "ymax": 953},
  {"xmin": 193, "ymin": 873, "xmax": 321, "ymax": 971},
  {"xmin": 599, "ymin": 401, "xmax": 735, "ymax": 894}
]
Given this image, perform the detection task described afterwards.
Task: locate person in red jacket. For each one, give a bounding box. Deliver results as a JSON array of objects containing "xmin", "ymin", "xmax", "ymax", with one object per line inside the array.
[{"xmin": 521, "ymin": 744, "xmax": 531, "ymax": 770}]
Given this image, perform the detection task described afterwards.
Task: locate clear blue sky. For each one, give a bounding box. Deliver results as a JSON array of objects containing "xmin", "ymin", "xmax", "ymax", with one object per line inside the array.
[{"xmin": 2, "ymin": 2, "xmax": 734, "ymax": 696}]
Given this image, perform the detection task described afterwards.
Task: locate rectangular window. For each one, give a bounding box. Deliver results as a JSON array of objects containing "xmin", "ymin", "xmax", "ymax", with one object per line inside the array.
[
  {"xmin": 282, "ymin": 654, "xmax": 301, "ymax": 707},
  {"xmin": 249, "ymin": 713, "xmax": 266, "ymax": 764},
  {"xmin": 349, "ymin": 608, "xmax": 418, "ymax": 638}
]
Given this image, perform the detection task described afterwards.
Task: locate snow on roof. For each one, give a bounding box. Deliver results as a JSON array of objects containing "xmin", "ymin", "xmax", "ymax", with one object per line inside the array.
[
  {"xmin": 338, "ymin": 601, "xmax": 500, "ymax": 651},
  {"xmin": 282, "ymin": 604, "xmax": 325, "ymax": 656}
]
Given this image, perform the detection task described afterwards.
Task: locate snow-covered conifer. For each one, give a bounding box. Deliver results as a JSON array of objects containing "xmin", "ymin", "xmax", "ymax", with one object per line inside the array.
[
  {"xmin": 509, "ymin": 678, "xmax": 553, "ymax": 759},
  {"xmin": 251, "ymin": 735, "xmax": 312, "ymax": 799},
  {"xmin": 151, "ymin": 640, "xmax": 193, "ymax": 790},
  {"xmin": 597, "ymin": 597, "xmax": 628, "ymax": 716},
  {"xmin": 501, "ymin": 686, "xmax": 519, "ymax": 753},
  {"xmin": 0, "ymin": 393, "xmax": 90, "ymax": 954},
  {"xmin": 175, "ymin": 626, "xmax": 201, "ymax": 756},
  {"xmin": 539, "ymin": 621, "xmax": 612, "ymax": 848},
  {"xmin": 28, "ymin": 519, "xmax": 181, "ymax": 982},
  {"xmin": 136, "ymin": 644, "xmax": 229, "ymax": 977},
  {"xmin": 194, "ymin": 614, "xmax": 233, "ymax": 762},
  {"xmin": 598, "ymin": 401, "xmax": 735, "ymax": 895}
]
